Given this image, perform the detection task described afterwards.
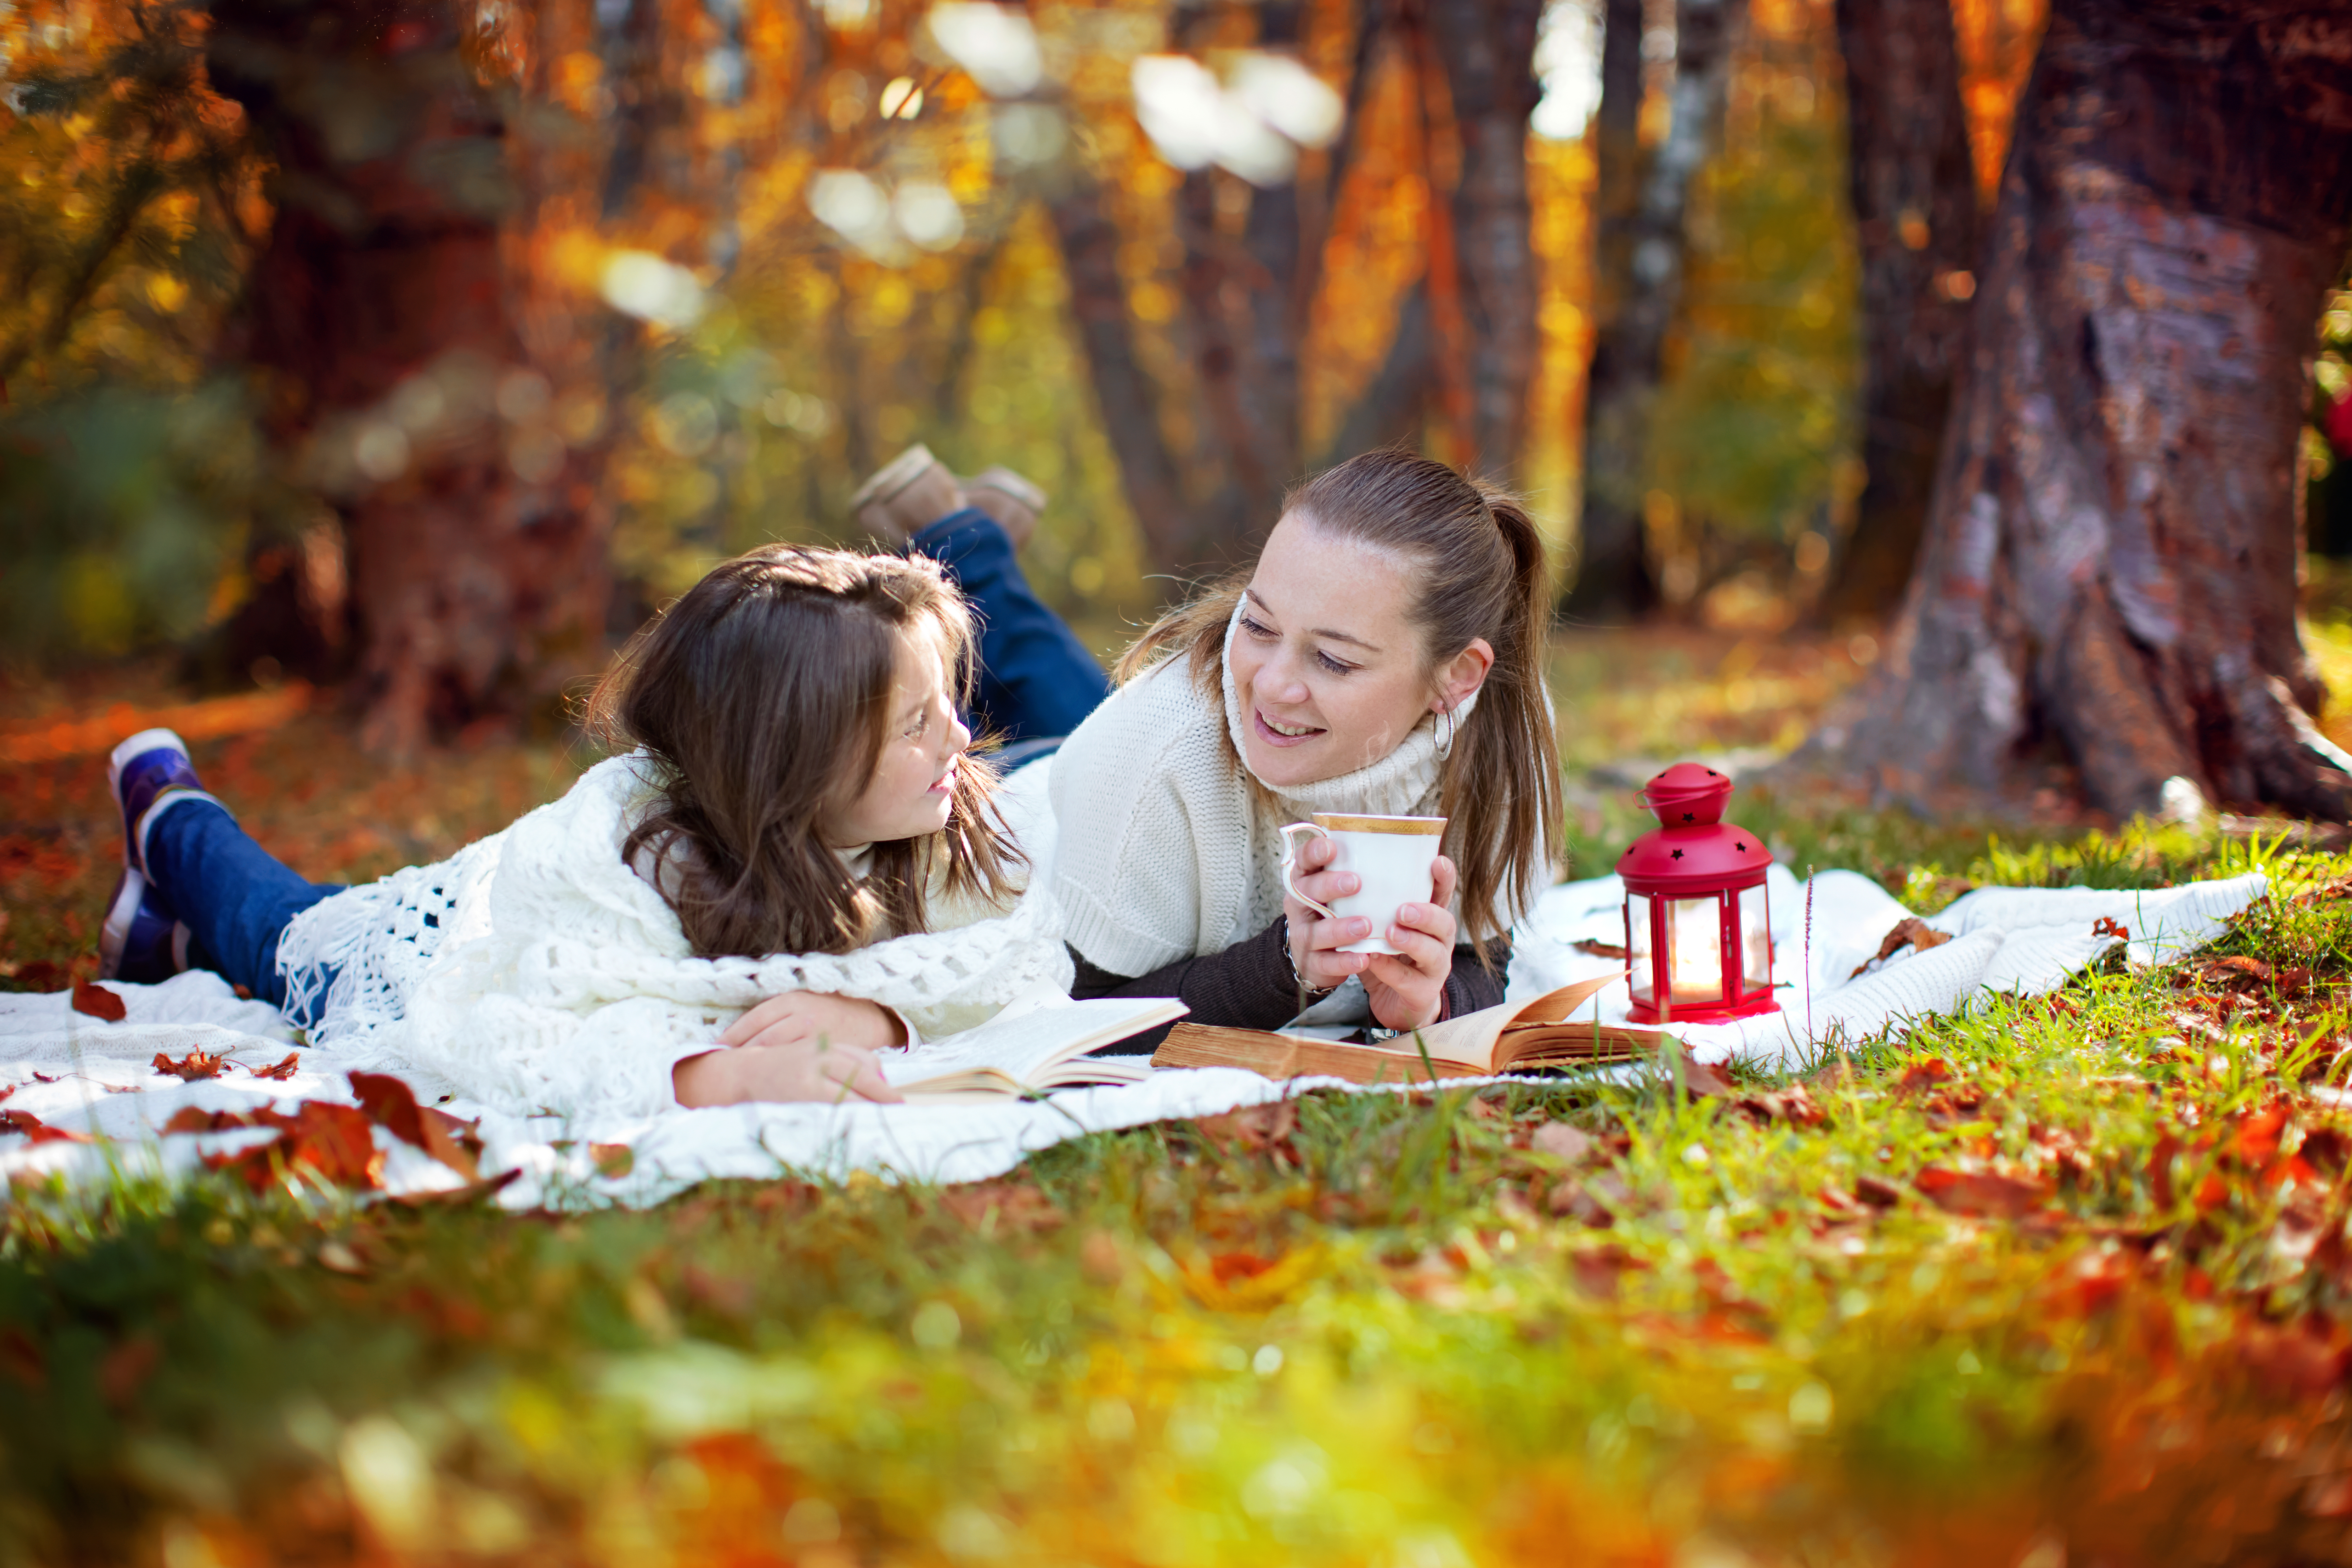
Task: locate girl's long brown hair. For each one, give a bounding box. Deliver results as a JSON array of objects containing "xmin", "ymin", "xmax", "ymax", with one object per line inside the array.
[
  {"xmin": 1119, "ymin": 448, "xmax": 1562, "ymax": 953},
  {"xmin": 586, "ymin": 545, "xmax": 1021, "ymax": 959}
]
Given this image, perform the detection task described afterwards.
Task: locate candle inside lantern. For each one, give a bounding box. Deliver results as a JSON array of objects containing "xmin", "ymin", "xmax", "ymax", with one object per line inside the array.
[{"xmin": 1667, "ymin": 896, "xmax": 1724, "ymax": 1001}]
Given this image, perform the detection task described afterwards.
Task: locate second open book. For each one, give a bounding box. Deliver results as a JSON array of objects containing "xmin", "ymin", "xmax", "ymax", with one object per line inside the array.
[
  {"xmin": 1150, "ymin": 973, "xmax": 1667, "ymax": 1084},
  {"xmin": 877, "ymin": 993, "xmax": 1186, "ymax": 1103}
]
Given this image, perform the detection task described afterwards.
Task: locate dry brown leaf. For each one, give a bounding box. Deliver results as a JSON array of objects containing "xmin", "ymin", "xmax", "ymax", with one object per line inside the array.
[
  {"xmin": 1193, "ymin": 1101, "xmax": 1301, "ymax": 1158},
  {"xmin": 70, "ymin": 981, "xmax": 126, "ymax": 1022},
  {"xmin": 1914, "ymin": 1165, "xmax": 2050, "ymax": 1218},
  {"xmin": 248, "ymin": 1053, "xmax": 301, "ymax": 1081},
  {"xmin": 0, "ymin": 1109, "xmax": 92, "ymax": 1144},
  {"xmin": 152, "ymin": 1049, "xmax": 226, "ymax": 1081},
  {"xmin": 590, "ymin": 1142, "xmax": 634, "ymax": 1178},
  {"xmin": 1852, "ymin": 918, "xmax": 1955, "ymax": 978},
  {"xmin": 1530, "ymin": 1121, "xmax": 1596, "ymax": 1163}
]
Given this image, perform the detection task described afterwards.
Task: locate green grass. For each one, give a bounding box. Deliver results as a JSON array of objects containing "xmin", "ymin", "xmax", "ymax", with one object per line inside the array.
[{"xmin": 9, "ymin": 826, "xmax": 2352, "ymax": 1564}]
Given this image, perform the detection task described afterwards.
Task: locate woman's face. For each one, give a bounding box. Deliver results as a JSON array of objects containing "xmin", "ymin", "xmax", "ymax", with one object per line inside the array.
[
  {"xmin": 1229, "ymin": 515, "xmax": 1489, "ymax": 788},
  {"xmin": 821, "ymin": 626, "xmax": 972, "ymax": 847}
]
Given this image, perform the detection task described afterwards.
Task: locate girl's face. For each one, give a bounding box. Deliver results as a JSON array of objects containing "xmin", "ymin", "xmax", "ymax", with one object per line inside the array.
[
  {"xmin": 1229, "ymin": 515, "xmax": 1492, "ymax": 788},
  {"xmin": 821, "ymin": 626, "xmax": 972, "ymax": 848}
]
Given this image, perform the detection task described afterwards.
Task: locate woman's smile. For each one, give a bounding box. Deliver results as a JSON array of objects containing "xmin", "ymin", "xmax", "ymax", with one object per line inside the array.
[{"xmin": 1254, "ymin": 708, "xmax": 1326, "ymax": 746}]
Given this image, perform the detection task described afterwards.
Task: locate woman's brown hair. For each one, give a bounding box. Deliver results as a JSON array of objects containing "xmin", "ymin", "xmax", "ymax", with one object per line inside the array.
[
  {"xmin": 586, "ymin": 544, "xmax": 1021, "ymax": 959},
  {"xmin": 1119, "ymin": 447, "xmax": 1561, "ymax": 953}
]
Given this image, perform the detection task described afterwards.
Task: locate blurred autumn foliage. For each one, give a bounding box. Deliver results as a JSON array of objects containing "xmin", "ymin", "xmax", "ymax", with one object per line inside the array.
[{"xmin": 0, "ymin": 0, "xmax": 2076, "ymax": 737}]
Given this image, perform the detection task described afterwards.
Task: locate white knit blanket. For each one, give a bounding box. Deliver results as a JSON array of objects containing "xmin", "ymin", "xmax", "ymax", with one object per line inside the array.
[{"xmin": 0, "ymin": 865, "xmax": 2265, "ymax": 1210}]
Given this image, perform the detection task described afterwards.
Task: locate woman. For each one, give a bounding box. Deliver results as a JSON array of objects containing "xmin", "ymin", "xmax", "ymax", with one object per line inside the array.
[
  {"xmin": 1046, "ymin": 448, "xmax": 1561, "ymax": 1039},
  {"xmin": 96, "ymin": 547, "xmax": 1068, "ymax": 1115}
]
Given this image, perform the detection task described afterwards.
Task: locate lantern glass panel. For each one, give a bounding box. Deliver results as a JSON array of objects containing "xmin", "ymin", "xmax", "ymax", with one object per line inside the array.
[
  {"xmin": 1627, "ymin": 892, "xmax": 1654, "ymax": 1004},
  {"xmin": 1739, "ymin": 883, "xmax": 1773, "ymax": 995},
  {"xmin": 1667, "ymin": 896, "xmax": 1727, "ymax": 1003}
]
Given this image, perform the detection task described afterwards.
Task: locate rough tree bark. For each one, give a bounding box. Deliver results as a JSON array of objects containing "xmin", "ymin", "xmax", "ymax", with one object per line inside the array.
[
  {"xmin": 1567, "ymin": 0, "xmax": 1746, "ymax": 619},
  {"xmin": 1807, "ymin": 0, "xmax": 2352, "ymax": 821},
  {"xmin": 1820, "ymin": 0, "xmax": 1979, "ymax": 623},
  {"xmin": 1423, "ymin": 0, "xmax": 1544, "ymax": 475},
  {"xmin": 1045, "ymin": 175, "xmax": 1209, "ymax": 578},
  {"xmin": 207, "ymin": 0, "xmax": 611, "ymax": 758}
]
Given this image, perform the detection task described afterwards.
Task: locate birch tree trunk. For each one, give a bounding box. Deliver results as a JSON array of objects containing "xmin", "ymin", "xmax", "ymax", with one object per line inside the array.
[
  {"xmin": 1820, "ymin": 0, "xmax": 1979, "ymax": 623},
  {"xmin": 1567, "ymin": 0, "xmax": 1746, "ymax": 619},
  {"xmin": 1807, "ymin": 0, "xmax": 2352, "ymax": 821}
]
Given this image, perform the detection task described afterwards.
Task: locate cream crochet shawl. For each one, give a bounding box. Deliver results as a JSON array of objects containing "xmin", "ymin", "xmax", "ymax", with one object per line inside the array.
[
  {"xmin": 1047, "ymin": 614, "xmax": 1487, "ymax": 978},
  {"xmin": 276, "ymin": 754, "xmax": 1070, "ymax": 1121}
]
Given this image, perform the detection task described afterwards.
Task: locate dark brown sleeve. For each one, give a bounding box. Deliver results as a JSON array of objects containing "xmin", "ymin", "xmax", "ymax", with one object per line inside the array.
[{"xmin": 1069, "ymin": 924, "xmax": 1517, "ymax": 1054}]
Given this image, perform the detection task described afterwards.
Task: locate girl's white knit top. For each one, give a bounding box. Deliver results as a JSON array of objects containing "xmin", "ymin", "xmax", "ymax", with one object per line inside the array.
[
  {"xmin": 1046, "ymin": 616, "xmax": 1492, "ymax": 979},
  {"xmin": 275, "ymin": 753, "xmax": 1070, "ymax": 1121}
]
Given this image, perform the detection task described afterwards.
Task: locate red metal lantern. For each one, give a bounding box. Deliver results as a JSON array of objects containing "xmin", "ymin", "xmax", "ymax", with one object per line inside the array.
[{"xmin": 1616, "ymin": 763, "xmax": 1780, "ymax": 1025}]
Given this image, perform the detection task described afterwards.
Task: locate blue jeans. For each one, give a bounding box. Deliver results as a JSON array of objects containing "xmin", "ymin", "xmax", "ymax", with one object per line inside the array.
[
  {"xmin": 908, "ymin": 509, "xmax": 1110, "ymax": 747},
  {"xmin": 145, "ymin": 799, "xmax": 342, "ymax": 1021}
]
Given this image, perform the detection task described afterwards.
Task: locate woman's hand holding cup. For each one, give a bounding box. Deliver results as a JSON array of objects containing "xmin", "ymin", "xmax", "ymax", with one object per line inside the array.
[
  {"xmin": 1283, "ymin": 829, "xmax": 1376, "ymax": 993},
  {"xmin": 1358, "ymin": 854, "xmax": 1458, "ymax": 1030},
  {"xmin": 1280, "ymin": 819, "xmax": 1459, "ymax": 1029}
]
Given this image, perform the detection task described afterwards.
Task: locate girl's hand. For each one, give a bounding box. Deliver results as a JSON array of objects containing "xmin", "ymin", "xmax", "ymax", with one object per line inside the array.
[
  {"xmin": 1361, "ymin": 855, "xmax": 1459, "ymax": 1031},
  {"xmin": 720, "ymin": 990, "xmax": 906, "ymax": 1053},
  {"xmin": 1284, "ymin": 831, "xmax": 1374, "ymax": 994},
  {"xmin": 671, "ymin": 991, "xmax": 910, "ymax": 1108},
  {"xmin": 672, "ymin": 1036, "xmax": 904, "ymax": 1107}
]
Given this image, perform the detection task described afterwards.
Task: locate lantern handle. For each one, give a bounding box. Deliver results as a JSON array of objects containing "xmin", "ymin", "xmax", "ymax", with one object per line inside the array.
[{"xmin": 1278, "ymin": 822, "xmax": 1338, "ymax": 921}]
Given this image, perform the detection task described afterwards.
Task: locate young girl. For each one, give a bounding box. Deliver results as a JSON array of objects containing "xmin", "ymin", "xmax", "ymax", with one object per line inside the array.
[
  {"xmin": 1046, "ymin": 449, "xmax": 1561, "ymax": 1039},
  {"xmin": 96, "ymin": 546, "xmax": 1070, "ymax": 1116}
]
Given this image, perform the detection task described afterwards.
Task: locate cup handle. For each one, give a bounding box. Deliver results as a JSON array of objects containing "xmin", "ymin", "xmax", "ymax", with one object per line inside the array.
[{"xmin": 1279, "ymin": 822, "xmax": 1336, "ymax": 920}]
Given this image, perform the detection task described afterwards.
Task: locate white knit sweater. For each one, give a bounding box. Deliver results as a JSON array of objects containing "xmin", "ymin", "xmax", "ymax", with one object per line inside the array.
[
  {"xmin": 1046, "ymin": 620, "xmax": 1487, "ymax": 978},
  {"xmin": 276, "ymin": 754, "xmax": 1071, "ymax": 1121}
]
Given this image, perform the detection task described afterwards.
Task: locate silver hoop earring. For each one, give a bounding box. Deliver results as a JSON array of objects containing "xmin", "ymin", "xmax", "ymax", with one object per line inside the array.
[{"xmin": 1437, "ymin": 701, "xmax": 1456, "ymax": 755}]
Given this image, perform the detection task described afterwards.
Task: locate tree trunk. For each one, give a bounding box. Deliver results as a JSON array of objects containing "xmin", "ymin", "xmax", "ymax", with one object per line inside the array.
[
  {"xmin": 1045, "ymin": 175, "xmax": 1209, "ymax": 581},
  {"xmin": 1807, "ymin": 0, "xmax": 2352, "ymax": 822},
  {"xmin": 1820, "ymin": 0, "xmax": 1979, "ymax": 623},
  {"xmin": 1424, "ymin": 0, "xmax": 1544, "ymax": 476},
  {"xmin": 1567, "ymin": 0, "xmax": 1746, "ymax": 619},
  {"xmin": 207, "ymin": 0, "xmax": 611, "ymax": 759}
]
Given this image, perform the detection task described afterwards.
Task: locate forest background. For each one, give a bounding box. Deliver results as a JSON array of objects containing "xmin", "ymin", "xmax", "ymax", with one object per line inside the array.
[{"xmin": 0, "ymin": 0, "xmax": 2059, "ymax": 739}]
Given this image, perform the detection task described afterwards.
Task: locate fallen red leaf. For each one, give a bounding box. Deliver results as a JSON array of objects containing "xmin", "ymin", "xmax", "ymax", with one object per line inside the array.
[
  {"xmin": 152, "ymin": 1050, "xmax": 226, "ymax": 1082},
  {"xmin": 1854, "ymin": 1174, "xmax": 1904, "ymax": 1208},
  {"xmin": 2092, "ymin": 916, "xmax": 2131, "ymax": 942},
  {"xmin": 2241, "ymin": 1319, "xmax": 2348, "ymax": 1398},
  {"xmin": 0, "ymin": 1084, "xmax": 12, "ymax": 1105},
  {"xmin": 162, "ymin": 1106, "xmax": 266, "ymax": 1135},
  {"xmin": 70, "ymin": 981, "xmax": 126, "ymax": 1022},
  {"xmin": 2233, "ymin": 1104, "xmax": 2290, "ymax": 1166},
  {"xmin": 1209, "ymin": 1250, "xmax": 1279, "ymax": 1285},
  {"xmin": 1530, "ymin": 1121, "xmax": 1597, "ymax": 1162},
  {"xmin": 1896, "ymin": 1058, "xmax": 1955, "ymax": 1092},
  {"xmin": 0, "ymin": 1109, "xmax": 92, "ymax": 1144},
  {"xmin": 938, "ymin": 1177, "xmax": 1062, "ymax": 1234},
  {"xmin": 1914, "ymin": 1165, "xmax": 2050, "ymax": 1218},
  {"xmin": 204, "ymin": 1101, "xmax": 382, "ymax": 1192},
  {"xmin": 249, "ymin": 1053, "xmax": 301, "ymax": 1081},
  {"xmin": 349, "ymin": 1070, "xmax": 479, "ymax": 1177}
]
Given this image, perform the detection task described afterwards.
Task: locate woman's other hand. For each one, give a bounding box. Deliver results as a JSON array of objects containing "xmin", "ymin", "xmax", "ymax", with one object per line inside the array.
[
  {"xmin": 1284, "ymin": 830, "xmax": 1374, "ymax": 994},
  {"xmin": 672, "ymin": 991, "xmax": 909, "ymax": 1107},
  {"xmin": 1361, "ymin": 855, "xmax": 1459, "ymax": 1031}
]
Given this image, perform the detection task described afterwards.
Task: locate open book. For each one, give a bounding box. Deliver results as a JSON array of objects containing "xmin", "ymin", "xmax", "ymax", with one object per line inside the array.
[
  {"xmin": 882, "ymin": 995, "xmax": 1187, "ymax": 1103},
  {"xmin": 1151, "ymin": 975, "xmax": 1665, "ymax": 1084}
]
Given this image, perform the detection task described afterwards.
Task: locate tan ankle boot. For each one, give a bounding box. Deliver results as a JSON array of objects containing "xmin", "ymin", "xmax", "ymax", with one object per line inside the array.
[
  {"xmin": 963, "ymin": 465, "xmax": 1047, "ymax": 550},
  {"xmin": 851, "ymin": 444, "xmax": 964, "ymax": 544}
]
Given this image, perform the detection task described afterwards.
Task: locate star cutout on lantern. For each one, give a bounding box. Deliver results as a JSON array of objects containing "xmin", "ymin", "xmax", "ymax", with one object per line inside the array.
[
  {"xmin": 1736, "ymin": 842, "xmax": 1747, "ymax": 852},
  {"xmin": 1671, "ymin": 849, "xmax": 1685, "ymax": 860},
  {"xmin": 1681, "ymin": 812, "xmax": 1695, "ymax": 821}
]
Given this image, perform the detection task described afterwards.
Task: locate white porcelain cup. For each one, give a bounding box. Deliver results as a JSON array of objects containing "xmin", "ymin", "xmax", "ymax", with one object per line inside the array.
[{"xmin": 1279, "ymin": 813, "xmax": 1448, "ymax": 957}]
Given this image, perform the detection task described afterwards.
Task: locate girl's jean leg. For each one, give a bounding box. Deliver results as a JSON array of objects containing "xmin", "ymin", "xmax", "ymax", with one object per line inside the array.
[
  {"xmin": 144, "ymin": 798, "xmax": 343, "ymax": 1022},
  {"xmin": 907, "ymin": 509, "xmax": 1111, "ymax": 746}
]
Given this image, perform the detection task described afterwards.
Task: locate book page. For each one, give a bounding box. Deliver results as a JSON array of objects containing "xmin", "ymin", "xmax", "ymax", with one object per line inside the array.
[
  {"xmin": 881, "ymin": 996, "xmax": 1187, "ymax": 1092},
  {"xmin": 1402, "ymin": 974, "xmax": 1624, "ymax": 1071}
]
